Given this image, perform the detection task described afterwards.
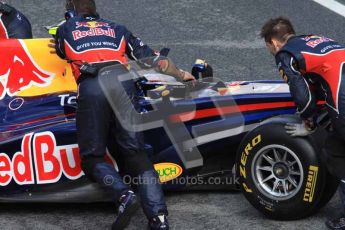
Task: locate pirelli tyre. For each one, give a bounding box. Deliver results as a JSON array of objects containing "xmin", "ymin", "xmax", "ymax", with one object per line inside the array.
[{"xmin": 237, "ymin": 122, "xmax": 336, "ymax": 220}]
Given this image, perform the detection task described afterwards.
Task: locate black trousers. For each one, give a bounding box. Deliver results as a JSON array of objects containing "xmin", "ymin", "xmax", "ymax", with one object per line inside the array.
[
  {"xmin": 323, "ymin": 116, "xmax": 345, "ymax": 210},
  {"xmin": 77, "ymin": 72, "xmax": 167, "ymax": 218},
  {"xmin": 324, "ymin": 116, "xmax": 345, "ymax": 180},
  {"xmin": 77, "ymin": 75, "xmax": 153, "ymax": 171}
]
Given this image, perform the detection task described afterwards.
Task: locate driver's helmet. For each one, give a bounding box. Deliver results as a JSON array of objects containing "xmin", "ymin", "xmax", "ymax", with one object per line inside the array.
[
  {"xmin": 65, "ymin": 0, "xmax": 76, "ymax": 20},
  {"xmin": 65, "ymin": 9, "xmax": 76, "ymax": 20}
]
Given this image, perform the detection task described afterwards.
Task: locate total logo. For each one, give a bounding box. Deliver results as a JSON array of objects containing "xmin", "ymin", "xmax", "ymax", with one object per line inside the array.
[{"xmin": 58, "ymin": 94, "xmax": 77, "ymax": 106}]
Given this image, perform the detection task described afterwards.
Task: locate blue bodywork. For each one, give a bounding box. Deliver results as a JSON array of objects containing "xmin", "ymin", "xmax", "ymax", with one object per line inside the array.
[{"xmin": 0, "ymin": 73, "xmax": 297, "ymax": 201}]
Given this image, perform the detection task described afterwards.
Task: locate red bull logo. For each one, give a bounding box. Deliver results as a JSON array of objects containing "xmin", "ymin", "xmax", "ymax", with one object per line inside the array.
[
  {"xmin": 1, "ymin": 131, "xmax": 180, "ymax": 186},
  {"xmin": 73, "ymin": 21, "xmax": 115, "ymax": 41},
  {"xmin": 0, "ymin": 132, "xmax": 82, "ymax": 186},
  {"xmin": 0, "ymin": 39, "xmax": 54, "ymax": 99},
  {"xmin": 73, "ymin": 27, "xmax": 115, "ymax": 41},
  {"xmin": 306, "ymin": 36, "xmax": 334, "ymax": 48},
  {"xmin": 0, "ymin": 131, "xmax": 116, "ymax": 186}
]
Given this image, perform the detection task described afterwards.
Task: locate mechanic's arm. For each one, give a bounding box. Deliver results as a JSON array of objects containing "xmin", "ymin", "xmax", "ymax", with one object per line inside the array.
[
  {"xmin": 54, "ymin": 25, "xmax": 67, "ymax": 59},
  {"xmin": 276, "ymin": 52, "xmax": 317, "ymax": 132},
  {"xmin": 122, "ymin": 26, "xmax": 194, "ymax": 81}
]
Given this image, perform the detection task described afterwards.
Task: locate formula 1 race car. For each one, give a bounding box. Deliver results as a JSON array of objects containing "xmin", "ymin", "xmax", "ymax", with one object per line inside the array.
[{"xmin": 0, "ymin": 38, "xmax": 338, "ymax": 220}]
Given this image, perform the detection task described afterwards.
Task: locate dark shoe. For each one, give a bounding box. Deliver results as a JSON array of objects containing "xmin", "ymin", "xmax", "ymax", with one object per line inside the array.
[
  {"xmin": 148, "ymin": 215, "xmax": 169, "ymax": 230},
  {"xmin": 326, "ymin": 215, "xmax": 345, "ymax": 230},
  {"xmin": 112, "ymin": 190, "xmax": 139, "ymax": 230}
]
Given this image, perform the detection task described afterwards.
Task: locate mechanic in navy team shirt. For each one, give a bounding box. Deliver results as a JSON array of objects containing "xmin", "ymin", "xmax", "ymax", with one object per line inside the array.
[
  {"xmin": 0, "ymin": 1, "xmax": 32, "ymax": 39},
  {"xmin": 261, "ymin": 17, "xmax": 345, "ymax": 230},
  {"xmin": 53, "ymin": 0, "xmax": 194, "ymax": 229}
]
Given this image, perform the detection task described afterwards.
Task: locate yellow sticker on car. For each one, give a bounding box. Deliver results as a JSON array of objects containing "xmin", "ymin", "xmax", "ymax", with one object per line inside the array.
[{"xmin": 154, "ymin": 163, "xmax": 183, "ymax": 183}]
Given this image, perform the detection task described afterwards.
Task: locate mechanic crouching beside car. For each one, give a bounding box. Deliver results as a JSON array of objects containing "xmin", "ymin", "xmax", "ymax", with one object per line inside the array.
[
  {"xmin": 0, "ymin": 1, "xmax": 32, "ymax": 39},
  {"xmin": 52, "ymin": 0, "xmax": 194, "ymax": 229},
  {"xmin": 261, "ymin": 16, "xmax": 345, "ymax": 230}
]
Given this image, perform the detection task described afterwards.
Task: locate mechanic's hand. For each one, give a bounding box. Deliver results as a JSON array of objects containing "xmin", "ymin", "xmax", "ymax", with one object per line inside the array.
[
  {"xmin": 180, "ymin": 70, "xmax": 196, "ymax": 81},
  {"xmin": 157, "ymin": 59, "xmax": 196, "ymax": 81},
  {"xmin": 48, "ymin": 38, "xmax": 57, "ymax": 54},
  {"xmin": 285, "ymin": 122, "xmax": 315, "ymax": 137}
]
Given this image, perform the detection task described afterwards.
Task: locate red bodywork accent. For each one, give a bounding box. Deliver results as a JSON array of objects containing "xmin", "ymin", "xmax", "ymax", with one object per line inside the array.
[
  {"xmin": 170, "ymin": 100, "xmax": 326, "ymax": 123},
  {"xmin": 170, "ymin": 101, "xmax": 296, "ymax": 122}
]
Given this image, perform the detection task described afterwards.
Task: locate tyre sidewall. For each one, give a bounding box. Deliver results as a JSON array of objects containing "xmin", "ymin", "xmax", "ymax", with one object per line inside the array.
[{"xmin": 237, "ymin": 123, "xmax": 325, "ymax": 220}]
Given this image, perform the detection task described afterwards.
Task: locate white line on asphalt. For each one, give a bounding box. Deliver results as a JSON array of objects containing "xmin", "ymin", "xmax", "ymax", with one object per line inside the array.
[{"xmin": 312, "ymin": 0, "xmax": 345, "ymax": 18}]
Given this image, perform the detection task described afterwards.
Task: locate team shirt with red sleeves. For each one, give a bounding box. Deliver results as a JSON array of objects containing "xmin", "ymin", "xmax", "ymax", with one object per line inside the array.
[
  {"xmin": 275, "ymin": 35, "xmax": 345, "ymax": 118},
  {"xmin": 55, "ymin": 14, "xmax": 157, "ymax": 81}
]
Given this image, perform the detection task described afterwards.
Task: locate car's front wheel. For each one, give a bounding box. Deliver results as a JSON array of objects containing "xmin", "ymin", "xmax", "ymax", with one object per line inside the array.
[{"xmin": 237, "ymin": 122, "xmax": 338, "ymax": 220}]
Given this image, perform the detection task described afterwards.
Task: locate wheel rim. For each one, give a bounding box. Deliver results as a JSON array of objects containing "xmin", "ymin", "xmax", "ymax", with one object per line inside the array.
[{"xmin": 251, "ymin": 144, "xmax": 304, "ymax": 201}]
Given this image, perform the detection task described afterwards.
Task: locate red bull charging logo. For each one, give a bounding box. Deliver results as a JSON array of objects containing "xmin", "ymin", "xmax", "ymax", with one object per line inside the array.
[
  {"xmin": 75, "ymin": 21, "xmax": 110, "ymax": 29},
  {"xmin": 0, "ymin": 39, "xmax": 54, "ymax": 99}
]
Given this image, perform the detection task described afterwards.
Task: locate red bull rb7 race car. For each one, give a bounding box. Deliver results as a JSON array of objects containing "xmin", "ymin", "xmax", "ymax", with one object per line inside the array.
[{"xmin": 0, "ymin": 38, "xmax": 338, "ymax": 220}]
